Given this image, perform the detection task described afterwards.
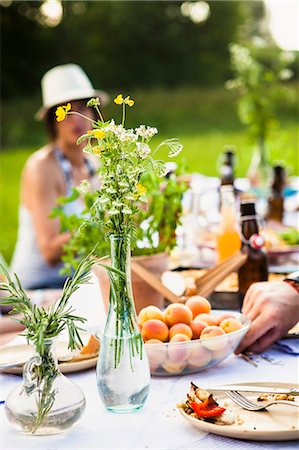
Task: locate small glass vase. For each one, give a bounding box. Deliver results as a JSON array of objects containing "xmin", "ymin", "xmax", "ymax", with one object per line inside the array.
[
  {"xmin": 5, "ymin": 338, "xmax": 86, "ymax": 435},
  {"xmin": 96, "ymin": 234, "xmax": 150, "ymax": 413},
  {"xmin": 247, "ymin": 142, "xmax": 272, "ymax": 195}
]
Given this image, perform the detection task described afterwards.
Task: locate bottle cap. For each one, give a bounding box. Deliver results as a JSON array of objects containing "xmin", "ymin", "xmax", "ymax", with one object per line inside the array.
[{"xmin": 249, "ymin": 234, "xmax": 265, "ymax": 249}]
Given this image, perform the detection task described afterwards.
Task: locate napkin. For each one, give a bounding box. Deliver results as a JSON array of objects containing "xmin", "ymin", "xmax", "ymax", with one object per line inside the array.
[{"xmin": 272, "ymin": 338, "xmax": 299, "ymax": 355}]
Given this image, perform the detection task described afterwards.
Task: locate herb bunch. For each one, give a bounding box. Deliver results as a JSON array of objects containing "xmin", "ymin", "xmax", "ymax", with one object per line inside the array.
[{"xmin": 0, "ymin": 255, "xmax": 123, "ymax": 432}]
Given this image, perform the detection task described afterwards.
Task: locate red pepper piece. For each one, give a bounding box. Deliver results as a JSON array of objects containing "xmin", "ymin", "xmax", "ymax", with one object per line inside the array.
[{"xmin": 190, "ymin": 399, "xmax": 226, "ymax": 418}]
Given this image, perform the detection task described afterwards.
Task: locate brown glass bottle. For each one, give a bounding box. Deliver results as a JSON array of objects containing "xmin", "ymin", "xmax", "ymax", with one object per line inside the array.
[
  {"xmin": 267, "ymin": 165, "xmax": 285, "ymax": 222},
  {"xmin": 238, "ymin": 202, "xmax": 268, "ymax": 296},
  {"xmin": 220, "ymin": 149, "xmax": 235, "ymax": 187}
]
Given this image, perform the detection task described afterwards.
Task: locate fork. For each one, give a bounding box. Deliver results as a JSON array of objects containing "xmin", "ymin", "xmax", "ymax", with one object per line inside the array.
[{"xmin": 225, "ymin": 390, "xmax": 299, "ymax": 411}]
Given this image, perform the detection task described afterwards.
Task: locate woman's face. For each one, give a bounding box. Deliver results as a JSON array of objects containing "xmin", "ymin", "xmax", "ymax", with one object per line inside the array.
[{"xmin": 55, "ymin": 99, "xmax": 94, "ymax": 148}]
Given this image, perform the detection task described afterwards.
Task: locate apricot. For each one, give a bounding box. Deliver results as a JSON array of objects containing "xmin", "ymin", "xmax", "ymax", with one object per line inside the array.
[
  {"xmin": 138, "ymin": 305, "xmax": 164, "ymax": 325},
  {"xmin": 168, "ymin": 333, "xmax": 191, "ymax": 363},
  {"xmin": 215, "ymin": 312, "xmax": 236, "ymax": 326},
  {"xmin": 169, "ymin": 323, "xmax": 193, "ymax": 340},
  {"xmin": 185, "ymin": 296, "xmax": 211, "ymax": 318},
  {"xmin": 194, "ymin": 313, "xmax": 218, "ymax": 326},
  {"xmin": 189, "ymin": 320, "xmax": 208, "ymax": 339},
  {"xmin": 145, "ymin": 340, "xmax": 166, "ymax": 371},
  {"xmin": 141, "ymin": 319, "xmax": 169, "ymax": 342},
  {"xmin": 211, "ymin": 342, "xmax": 231, "ymax": 362},
  {"xmin": 162, "ymin": 359, "xmax": 186, "ymax": 374},
  {"xmin": 164, "ymin": 303, "xmax": 193, "ymax": 327},
  {"xmin": 220, "ymin": 318, "xmax": 243, "ymax": 334},
  {"xmin": 200, "ymin": 325, "xmax": 227, "ymax": 351},
  {"xmin": 187, "ymin": 345, "xmax": 212, "ymax": 369}
]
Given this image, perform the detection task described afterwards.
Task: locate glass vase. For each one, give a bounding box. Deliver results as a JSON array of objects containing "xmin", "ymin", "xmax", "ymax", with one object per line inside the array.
[
  {"xmin": 247, "ymin": 141, "xmax": 272, "ymax": 195},
  {"xmin": 5, "ymin": 338, "xmax": 86, "ymax": 435},
  {"xmin": 96, "ymin": 234, "xmax": 150, "ymax": 413}
]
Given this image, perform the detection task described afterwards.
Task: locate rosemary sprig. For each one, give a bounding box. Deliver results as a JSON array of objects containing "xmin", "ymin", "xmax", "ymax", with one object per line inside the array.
[{"xmin": 0, "ymin": 253, "xmax": 124, "ymax": 433}]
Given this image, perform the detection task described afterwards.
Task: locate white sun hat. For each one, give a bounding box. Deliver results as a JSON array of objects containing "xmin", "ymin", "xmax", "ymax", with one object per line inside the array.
[{"xmin": 35, "ymin": 63, "xmax": 109, "ymax": 120}]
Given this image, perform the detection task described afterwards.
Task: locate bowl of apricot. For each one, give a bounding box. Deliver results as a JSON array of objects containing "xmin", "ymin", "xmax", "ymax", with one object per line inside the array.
[{"xmin": 138, "ymin": 296, "xmax": 250, "ymax": 376}]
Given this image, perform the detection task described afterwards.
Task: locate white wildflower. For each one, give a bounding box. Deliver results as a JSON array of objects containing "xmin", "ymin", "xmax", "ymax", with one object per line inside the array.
[
  {"xmin": 118, "ymin": 181, "xmax": 129, "ymax": 188},
  {"xmin": 98, "ymin": 196, "xmax": 110, "ymax": 204},
  {"xmin": 106, "ymin": 187, "xmax": 117, "ymax": 194},
  {"xmin": 135, "ymin": 125, "xmax": 158, "ymax": 139},
  {"xmin": 78, "ymin": 179, "xmax": 90, "ymax": 193},
  {"xmin": 122, "ymin": 206, "xmax": 133, "ymax": 215},
  {"xmin": 125, "ymin": 194, "xmax": 135, "ymax": 201},
  {"xmin": 112, "ymin": 200, "xmax": 123, "ymax": 208},
  {"xmin": 136, "ymin": 142, "xmax": 151, "ymax": 159},
  {"xmin": 108, "ymin": 207, "xmax": 119, "ymax": 215},
  {"xmin": 161, "ymin": 138, "xmax": 183, "ymax": 158}
]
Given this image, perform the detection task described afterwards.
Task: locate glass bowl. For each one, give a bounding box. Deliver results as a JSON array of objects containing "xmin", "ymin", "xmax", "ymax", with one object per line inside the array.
[{"xmin": 144, "ymin": 312, "xmax": 250, "ymax": 376}]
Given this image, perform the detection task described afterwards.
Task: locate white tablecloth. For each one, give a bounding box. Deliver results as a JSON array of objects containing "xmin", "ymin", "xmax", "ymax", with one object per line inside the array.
[
  {"xmin": 1, "ymin": 267, "xmax": 299, "ymax": 449},
  {"xmin": 1, "ymin": 340, "xmax": 298, "ymax": 449}
]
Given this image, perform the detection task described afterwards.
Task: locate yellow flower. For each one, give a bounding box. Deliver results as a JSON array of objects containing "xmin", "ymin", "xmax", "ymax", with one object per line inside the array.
[
  {"xmin": 55, "ymin": 103, "xmax": 71, "ymax": 122},
  {"xmin": 124, "ymin": 96, "xmax": 134, "ymax": 107},
  {"xmin": 137, "ymin": 183, "xmax": 146, "ymax": 195},
  {"xmin": 114, "ymin": 94, "xmax": 124, "ymax": 105},
  {"xmin": 87, "ymin": 130, "xmax": 93, "ymax": 135},
  {"xmin": 93, "ymin": 129, "xmax": 106, "ymax": 139},
  {"xmin": 92, "ymin": 146, "xmax": 102, "ymax": 156}
]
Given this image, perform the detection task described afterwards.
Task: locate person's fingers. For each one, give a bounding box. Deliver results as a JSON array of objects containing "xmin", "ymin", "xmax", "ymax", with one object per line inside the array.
[
  {"xmin": 241, "ymin": 285, "xmax": 256, "ymax": 315},
  {"xmin": 242, "ymin": 299, "xmax": 263, "ymax": 322},
  {"xmin": 241, "ymin": 283, "xmax": 266, "ymax": 316},
  {"xmin": 235, "ymin": 313, "xmax": 273, "ymax": 354},
  {"xmin": 247, "ymin": 327, "xmax": 282, "ymax": 353}
]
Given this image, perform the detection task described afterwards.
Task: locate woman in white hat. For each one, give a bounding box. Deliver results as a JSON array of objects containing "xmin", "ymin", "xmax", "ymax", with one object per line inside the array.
[{"xmin": 10, "ymin": 64, "xmax": 109, "ymax": 289}]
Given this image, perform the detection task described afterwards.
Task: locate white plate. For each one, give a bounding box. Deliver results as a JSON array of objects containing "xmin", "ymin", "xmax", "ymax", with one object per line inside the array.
[
  {"xmin": 179, "ymin": 382, "xmax": 299, "ymax": 441},
  {"xmin": 0, "ymin": 337, "xmax": 98, "ymax": 375}
]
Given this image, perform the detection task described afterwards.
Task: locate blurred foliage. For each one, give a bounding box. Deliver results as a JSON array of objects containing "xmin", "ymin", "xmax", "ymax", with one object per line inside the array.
[
  {"xmin": 1, "ymin": 0, "xmax": 250, "ymax": 99},
  {"xmin": 227, "ymin": 44, "xmax": 296, "ymax": 147}
]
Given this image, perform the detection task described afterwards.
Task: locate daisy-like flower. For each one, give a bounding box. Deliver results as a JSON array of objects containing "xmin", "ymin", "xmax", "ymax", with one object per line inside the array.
[
  {"xmin": 93, "ymin": 129, "xmax": 106, "ymax": 139},
  {"xmin": 55, "ymin": 103, "xmax": 71, "ymax": 122},
  {"xmin": 124, "ymin": 96, "xmax": 134, "ymax": 107},
  {"xmin": 92, "ymin": 146, "xmax": 102, "ymax": 156},
  {"xmin": 114, "ymin": 94, "xmax": 134, "ymax": 107},
  {"xmin": 114, "ymin": 94, "xmax": 124, "ymax": 105}
]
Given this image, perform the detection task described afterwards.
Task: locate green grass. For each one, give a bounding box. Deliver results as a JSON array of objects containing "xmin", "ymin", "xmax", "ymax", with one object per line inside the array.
[{"xmin": 1, "ymin": 85, "xmax": 298, "ymax": 264}]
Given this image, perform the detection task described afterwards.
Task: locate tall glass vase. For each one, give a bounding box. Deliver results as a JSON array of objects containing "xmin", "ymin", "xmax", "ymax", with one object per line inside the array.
[
  {"xmin": 96, "ymin": 234, "xmax": 150, "ymax": 413},
  {"xmin": 247, "ymin": 139, "xmax": 272, "ymax": 218},
  {"xmin": 5, "ymin": 338, "xmax": 86, "ymax": 435},
  {"xmin": 247, "ymin": 139, "xmax": 271, "ymax": 194}
]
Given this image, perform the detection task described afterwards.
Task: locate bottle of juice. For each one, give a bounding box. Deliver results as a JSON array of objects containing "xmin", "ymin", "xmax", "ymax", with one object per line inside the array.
[{"xmin": 216, "ymin": 185, "xmax": 241, "ymax": 262}]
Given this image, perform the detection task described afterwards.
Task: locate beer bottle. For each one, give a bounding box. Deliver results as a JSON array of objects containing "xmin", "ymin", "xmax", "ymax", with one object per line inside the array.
[
  {"xmin": 267, "ymin": 165, "xmax": 285, "ymax": 222},
  {"xmin": 220, "ymin": 148, "xmax": 235, "ymax": 187},
  {"xmin": 238, "ymin": 201, "xmax": 268, "ymax": 295}
]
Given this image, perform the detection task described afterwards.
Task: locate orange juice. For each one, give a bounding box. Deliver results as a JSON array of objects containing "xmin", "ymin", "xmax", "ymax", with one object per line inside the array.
[{"xmin": 216, "ymin": 186, "xmax": 241, "ymax": 262}]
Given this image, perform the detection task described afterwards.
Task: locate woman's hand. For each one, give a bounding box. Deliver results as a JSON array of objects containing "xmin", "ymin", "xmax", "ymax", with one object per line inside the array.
[{"xmin": 235, "ymin": 281, "xmax": 299, "ymax": 354}]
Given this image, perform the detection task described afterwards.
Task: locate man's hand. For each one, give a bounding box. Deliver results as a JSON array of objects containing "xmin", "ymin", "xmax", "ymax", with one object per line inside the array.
[{"xmin": 235, "ymin": 281, "xmax": 299, "ymax": 354}]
